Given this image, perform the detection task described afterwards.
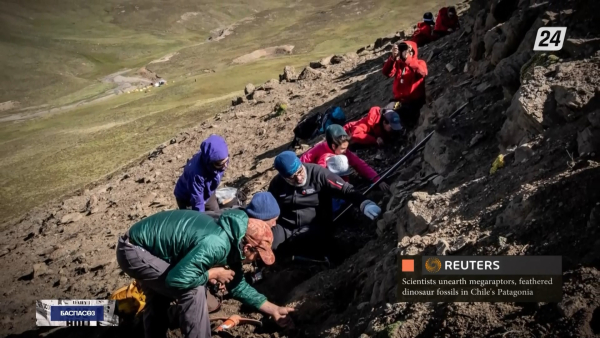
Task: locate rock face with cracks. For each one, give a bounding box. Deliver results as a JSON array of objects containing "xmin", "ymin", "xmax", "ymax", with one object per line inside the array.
[{"xmin": 498, "ymin": 56, "xmax": 600, "ymax": 150}]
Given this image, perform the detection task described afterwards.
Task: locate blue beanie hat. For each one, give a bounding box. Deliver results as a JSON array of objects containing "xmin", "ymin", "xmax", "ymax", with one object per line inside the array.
[
  {"xmin": 244, "ymin": 192, "xmax": 280, "ymax": 220},
  {"xmin": 274, "ymin": 151, "xmax": 301, "ymax": 177}
]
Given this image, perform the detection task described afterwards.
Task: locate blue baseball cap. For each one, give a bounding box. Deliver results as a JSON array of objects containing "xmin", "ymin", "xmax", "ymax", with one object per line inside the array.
[{"xmin": 383, "ymin": 110, "xmax": 402, "ymax": 131}]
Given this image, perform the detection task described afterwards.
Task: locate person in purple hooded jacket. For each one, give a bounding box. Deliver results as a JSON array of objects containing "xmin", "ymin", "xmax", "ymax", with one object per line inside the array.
[{"xmin": 174, "ymin": 135, "xmax": 229, "ymax": 212}]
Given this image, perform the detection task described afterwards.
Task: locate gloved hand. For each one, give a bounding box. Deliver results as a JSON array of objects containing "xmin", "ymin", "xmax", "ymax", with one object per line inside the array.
[{"xmin": 360, "ymin": 200, "xmax": 381, "ymax": 220}]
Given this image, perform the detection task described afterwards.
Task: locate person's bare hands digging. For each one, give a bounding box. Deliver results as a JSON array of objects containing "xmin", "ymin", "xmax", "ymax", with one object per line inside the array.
[
  {"xmin": 376, "ymin": 137, "xmax": 385, "ymax": 146},
  {"xmin": 208, "ymin": 267, "xmax": 235, "ymax": 284},
  {"xmin": 259, "ymin": 302, "xmax": 296, "ymax": 330},
  {"xmin": 272, "ymin": 306, "xmax": 295, "ymax": 329},
  {"xmin": 378, "ymin": 181, "xmax": 390, "ymax": 192},
  {"xmin": 208, "ymin": 279, "xmax": 227, "ymax": 291}
]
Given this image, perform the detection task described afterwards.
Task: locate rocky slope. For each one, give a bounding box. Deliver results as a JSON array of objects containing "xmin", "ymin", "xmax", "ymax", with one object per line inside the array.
[{"xmin": 2, "ymin": 0, "xmax": 600, "ymax": 337}]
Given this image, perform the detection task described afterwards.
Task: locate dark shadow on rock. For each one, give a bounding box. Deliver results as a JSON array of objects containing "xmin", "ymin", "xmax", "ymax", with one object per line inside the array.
[
  {"xmin": 254, "ymin": 142, "xmax": 294, "ymax": 162},
  {"xmin": 228, "ymin": 170, "xmax": 268, "ymax": 189},
  {"xmin": 334, "ymin": 54, "xmax": 387, "ymax": 83}
]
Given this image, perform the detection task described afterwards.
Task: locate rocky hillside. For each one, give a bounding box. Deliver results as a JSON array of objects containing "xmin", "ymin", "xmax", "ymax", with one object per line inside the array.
[{"xmin": 2, "ymin": 0, "xmax": 600, "ymax": 337}]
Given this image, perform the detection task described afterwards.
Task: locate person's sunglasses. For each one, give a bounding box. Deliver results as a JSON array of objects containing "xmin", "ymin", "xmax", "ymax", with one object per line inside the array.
[
  {"xmin": 213, "ymin": 158, "xmax": 228, "ymax": 169},
  {"xmin": 287, "ymin": 165, "xmax": 305, "ymax": 180}
]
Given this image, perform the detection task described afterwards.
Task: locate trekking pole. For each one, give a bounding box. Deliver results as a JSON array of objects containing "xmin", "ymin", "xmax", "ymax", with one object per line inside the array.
[{"xmin": 333, "ymin": 101, "xmax": 469, "ymax": 223}]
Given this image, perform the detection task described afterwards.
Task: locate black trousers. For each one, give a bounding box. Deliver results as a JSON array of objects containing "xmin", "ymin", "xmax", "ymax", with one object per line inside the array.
[
  {"xmin": 176, "ymin": 193, "xmax": 220, "ymax": 212},
  {"xmin": 386, "ymin": 98, "xmax": 426, "ymax": 129}
]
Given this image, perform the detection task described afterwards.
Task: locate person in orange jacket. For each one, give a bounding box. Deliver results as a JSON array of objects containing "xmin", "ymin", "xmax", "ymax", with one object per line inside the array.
[
  {"xmin": 382, "ymin": 40, "xmax": 428, "ymax": 128},
  {"xmin": 343, "ymin": 106, "xmax": 402, "ymax": 147},
  {"xmin": 433, "ymin": 6, "xmax": 460, "ymax": 37},
  {"xmin": 410, "ymin": 12, "xmax": 435, "ymax": 47}
]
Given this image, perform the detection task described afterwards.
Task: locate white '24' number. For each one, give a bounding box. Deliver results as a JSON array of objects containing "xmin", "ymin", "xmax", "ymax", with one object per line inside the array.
[{"xmin": 538, "ymin": 30, "xmax": 562, "ymax": 47}]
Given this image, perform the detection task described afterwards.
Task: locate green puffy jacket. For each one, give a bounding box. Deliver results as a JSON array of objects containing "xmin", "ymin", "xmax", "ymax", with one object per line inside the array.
[{"xmin": 127, "ymin": 209, "xmax": 267, "ymax": 309}]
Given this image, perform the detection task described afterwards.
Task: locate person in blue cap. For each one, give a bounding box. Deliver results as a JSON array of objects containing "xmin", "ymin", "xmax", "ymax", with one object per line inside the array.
[
  {"xmin": 204, "ymin": 191, "xmax": 280, "ymax": 226},
  {"xmin": 242, "ymin": 192, "xmax": 280, "ymax": 227},
  {"xmin": 267, "ymin": 151, "xmax": 381, "ymax": 255}
]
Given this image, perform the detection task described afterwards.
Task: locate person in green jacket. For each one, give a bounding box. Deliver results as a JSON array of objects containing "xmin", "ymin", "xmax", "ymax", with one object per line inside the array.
[{"xmin": 116, "ymin": 207, "xmax": 294, "ymax": 338}]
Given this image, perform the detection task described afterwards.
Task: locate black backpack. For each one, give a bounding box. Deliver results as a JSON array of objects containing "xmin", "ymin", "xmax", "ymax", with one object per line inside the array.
[{"xmin": 289, "ymin": 107, "xmax": 346, "ymax": 149}]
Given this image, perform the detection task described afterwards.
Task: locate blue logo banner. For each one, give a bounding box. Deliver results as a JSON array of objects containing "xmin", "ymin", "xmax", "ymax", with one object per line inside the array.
[{"xmin": 50, "ymin": 306, "xmax": 105, "ymax": 321}]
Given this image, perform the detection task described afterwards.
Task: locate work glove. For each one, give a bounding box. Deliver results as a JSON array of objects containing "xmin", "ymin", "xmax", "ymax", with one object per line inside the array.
[{"xmin": 360, "ymin": 200, "xmax": 381, "ymax": 220}]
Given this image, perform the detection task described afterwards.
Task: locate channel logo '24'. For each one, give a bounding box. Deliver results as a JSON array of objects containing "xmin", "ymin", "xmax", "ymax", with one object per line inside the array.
[{"xmin": 533, "ymin": 27, "xmax": 567, "ymax": 51}]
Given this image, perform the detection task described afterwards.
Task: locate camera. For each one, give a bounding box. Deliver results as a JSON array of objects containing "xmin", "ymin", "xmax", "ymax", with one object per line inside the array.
[{"xmin": 396, "ymin": 42, "xmax": 410, "ymax": 53}]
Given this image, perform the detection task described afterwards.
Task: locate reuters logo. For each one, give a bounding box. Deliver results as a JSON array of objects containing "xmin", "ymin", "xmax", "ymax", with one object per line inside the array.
[{"xmin": 425, "ymin": 257, "xmax": 442, "ymax": 273}]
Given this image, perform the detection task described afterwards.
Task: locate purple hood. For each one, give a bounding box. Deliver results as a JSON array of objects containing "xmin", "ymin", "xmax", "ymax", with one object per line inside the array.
[{"xmin": 173, "ymin": 135, "xmax": 229, "ymax": 212}]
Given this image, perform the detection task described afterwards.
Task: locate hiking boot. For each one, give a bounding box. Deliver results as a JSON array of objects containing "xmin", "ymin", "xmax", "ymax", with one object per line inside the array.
[{"xmin": 206, "ymin": 290, "xmax": 221, "ymax": 313}]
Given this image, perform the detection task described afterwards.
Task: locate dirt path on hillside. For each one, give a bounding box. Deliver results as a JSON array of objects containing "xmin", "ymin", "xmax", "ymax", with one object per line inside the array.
[
  {"xmin": 0, "ymin": 70, "xmax": 150, "ymax": 123},
  {"xmin": 0, "ymin": 15, "xmax": 255, "ymax": 124},
  {"xmin": 233, "ymin": 45, "xmax": 295, "ymax": 64}
]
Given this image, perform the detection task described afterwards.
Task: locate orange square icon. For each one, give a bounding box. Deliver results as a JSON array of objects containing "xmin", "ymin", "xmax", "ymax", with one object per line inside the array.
[{"xmin": 401, "ymin": 259, "xmax": 415, "ymax": 272}]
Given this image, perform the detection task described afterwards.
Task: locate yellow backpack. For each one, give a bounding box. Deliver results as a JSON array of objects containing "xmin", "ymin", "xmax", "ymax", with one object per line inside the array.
[{"xmin": 109, "ymin": 280, "xmax": 147, "ymax": 316}]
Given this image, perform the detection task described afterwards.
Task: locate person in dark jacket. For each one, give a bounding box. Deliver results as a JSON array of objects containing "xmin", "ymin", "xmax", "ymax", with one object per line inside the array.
[
  {"xmin": 174, "ymin": 134, "xmax": 229, "ymax": 212},
  {"xmin": 382, "ymin": 41, "xmax": 428, "ymax": 128},
  {"xmin": 267, "ymin": 151, "xmax": 381, "ymax": 254},
  {"xmin": 433, "ymin": 6, "xmax": 460, "ymax": 37},
  {"xmin": 116, "ymin": 208, "xmax": 294, "ymax": 338},
  {"xmin": 410, "ymin": 12, "xmax": 435, "ymax": 47}
]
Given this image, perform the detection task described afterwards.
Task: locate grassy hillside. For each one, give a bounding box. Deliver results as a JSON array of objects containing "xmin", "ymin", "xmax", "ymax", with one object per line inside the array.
[
  {"xmin": 0, "ymin": 0, "xmax": 285, "ymax": 109},
  {"xmin": 0, "ymin": 0, "xmax": 458, "ymax": 225}
]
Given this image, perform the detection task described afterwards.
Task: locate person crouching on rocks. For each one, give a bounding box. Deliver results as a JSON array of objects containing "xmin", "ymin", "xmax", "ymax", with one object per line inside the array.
[
  {"xmin": 174, "ymin": 134, "xmax": 229, "ymax": 212},
  {"xmin": 267, "ymin": 151, "xmax": 381, "ymax": 258},
  {"xmin": 343, "ymin": 106, "xmax": 403, "ymax": 147},
  {"xmin": 410, "ymin": 12, "xmax": 436, "ymax": 47},
  {"xmin": 116, "ymin": 208, "xmax": 295, "ymax": 338},
  {"xmin": 434, "ymin": 6, "xmax": 460, "ymax": 37},
  {"xmin": 300, "ymin": 124, "xmax": 389, "ymax": 192}
]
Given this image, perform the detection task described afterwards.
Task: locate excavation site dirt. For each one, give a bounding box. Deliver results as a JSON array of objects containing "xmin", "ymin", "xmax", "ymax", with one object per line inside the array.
[{"xmin": 2, "ymin": 0, "xmax": 600, "ymax": 337}]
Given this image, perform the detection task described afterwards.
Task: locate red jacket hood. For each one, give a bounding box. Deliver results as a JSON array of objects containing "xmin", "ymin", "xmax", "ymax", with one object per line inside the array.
[
  {"xmin": 404, "ymin": 40, "xmax": 419, "ymax": 59},
  {"xmin": 382, "ymin": 41, "xmax": 428, "ymax": 102}
]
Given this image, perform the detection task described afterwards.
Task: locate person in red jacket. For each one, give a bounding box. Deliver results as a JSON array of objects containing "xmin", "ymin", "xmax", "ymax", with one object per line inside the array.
[
  {"xmin": 382, "ymin": 41, "xmax": 428, "ymax": 128},
  {"xmin": 300, "ymin": 124, "xmax": 389, "ymax": 191},
  {"xmin": 410, "ymin": 12, "xmax": 435, "ymax": 47},
  {"xmin": 343, "ymin": 106, "xmax": 402, "ymax": 147},
  {"xmin": 434, "ymin": 6, "xmax": 460, "ymax": 37}
]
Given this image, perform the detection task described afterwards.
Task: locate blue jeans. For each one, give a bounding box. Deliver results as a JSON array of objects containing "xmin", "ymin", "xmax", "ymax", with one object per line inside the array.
[{"xmin": 332, "ymin": 198, "xmax": 345, "ymax": 214}]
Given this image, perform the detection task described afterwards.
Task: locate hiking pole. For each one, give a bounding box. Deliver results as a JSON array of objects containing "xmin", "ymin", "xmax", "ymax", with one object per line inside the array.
[
  {"xmin": 333, "ymin": 101, "xmax": 470, "ymax": 223},
  {"xmin": 292, "ymin": 255, "xmax": 331, "ymax": 267}
]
